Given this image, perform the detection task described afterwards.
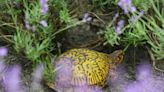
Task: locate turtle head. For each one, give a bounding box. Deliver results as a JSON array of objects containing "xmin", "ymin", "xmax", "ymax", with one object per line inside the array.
[{"xmin": 109, "ymin": 50, "xmax": 124, "ymax": 65}]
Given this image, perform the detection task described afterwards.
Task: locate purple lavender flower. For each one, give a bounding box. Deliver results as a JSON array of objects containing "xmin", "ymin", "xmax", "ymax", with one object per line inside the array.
[
  {"xmin": 0, "ymin": 47, "xmax": 8, "ymax": 57},
  {"xmin": 113, "ymin": 13, "xmax": 119, "ymax": 20},
  {"xmin": 40, "ymin": 20, "xmax": 48, "ymax": 27},
  {"xmin": 124, "ymin": 63, "xmax": 164, "ymax": 92},
  {"xmin": 40, "ymin": 0, "xmax": 49, "ymax": 15},
  {"xmin": 82, "ymin": 13, "xmax": 92, "ymax": 22},
  {"xmin": 136, "ymin": 63, "xmax": 152, "ymax": 80},
  {"xmin": 115, "ymin": 20, "xmax": 125, "ymax": 35},
  {"xmin": 124, "ymin": 82, "xmax": 141, "ymax": 92},
  {"xmin": 25, "ymin": 20, "xmax": 31, "ymax": 30},
  {"xmin": 118, "ymin": 0, "xmax": 136, "ymax": 14},
  {"xmin": 3, "ymin": 65, "xmax": 23, "ymax": 92}
]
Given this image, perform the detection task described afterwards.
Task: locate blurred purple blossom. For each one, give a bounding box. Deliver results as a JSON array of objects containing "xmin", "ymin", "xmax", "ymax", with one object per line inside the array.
[
  {"xmin": 25, "ymin": 20, "xmax": 31, "ymax": 30},
  {"xmin": 136, "ymin": 63, "xmax": 152, "ymax": 80},
  {"xmin": 0, "ymin": 63, "xmax": 46, "ymax": 92},
  {"xmin": 115, "ymin": 20, "xmax": 125, "ymax": 35},
  {"xmin": 3, "ymin": 65, "xmax": 23, "ymax": 92},
  {"xmin": 40, "ymin": 0, "xmax": 49, "ymax": 15},
  {"xmin": 0, "ymin": 59, "xmax": 164, "ymax": 92},
  {"xmin": 0, "ymin": 62, "xmax": 5, "ymax": 72},
  {"xmin": 113, "ymin": 13, "xmax": 119, "ymax": 20},
  {"xmin": 0, "ymin": 47, "xmax": 8, "ymax": 57},
  {"xmin": 40, "ymin": 20, "xmax": 48, "ymax": 27},
  {"xmin": 118, "ymin": 0, "xmax": 136, "ymax": 14},
  {"xmin": 31, "ymin": 64, "xmax": 44, "ymax": 91},
  {"xmin": 55, "ymin": 57, "xmax": 73, "ymax": 88},
  {"xmin": 0, "ymin": 62, "xmax": 5, "ymax": 82},
  {"xmin": 82, "ymin": 13, "xmax": 92, "ymax": 22},
  {"xmin": 124, "ymin": 64, "xmax": 164, "ymax": 92},
  {"xmin": 74, "ymin": 86, "xmax": 103, "ymax": 92}
]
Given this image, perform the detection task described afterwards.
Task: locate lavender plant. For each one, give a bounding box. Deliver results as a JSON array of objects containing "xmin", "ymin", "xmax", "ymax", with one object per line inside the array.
[
  {"xmin": 143, "ymin": 0, "xmax": 164, "ymax": 60},
  {"xmin": 101, "ymin": 0, "xmax": 163, "ymax": 60},
  {"xmin": 132, "ymin": 0, "xmax": 157, "ymax": 11},
  {"xmin": 98, "ymin": 13, "xmax": 123, "ymax": 46},
  {"xmin": 3, "ymin": 0, "xmax": 56, "ymax": 86},
  {"xmin": 123, "ymin": 18, "xmax": 148, "ymax": 46},
  {"xmin": 102, "ymin": 25, "xmax": 121, "ymax": 46},
  {"xmin": 11, "ymin": 0, "xmax": 53, "ymax": 63},
  {"xmin": 0, "ymin": 0, "xmax": 164, "ymax": 92},
  {"xmin": 121, "ymin": 0, "xmax": 164, "ymax": 60},
  {"xmin": 118, "ymin": 0, "xmax": 136, "ymax": 14},
  {"xmin": 51, "ymin": 0, "xmax": 71, "ymax": 24},
  {"xmin": 100, "ymin": 0, "xmax": 141, "ymax": 46}
]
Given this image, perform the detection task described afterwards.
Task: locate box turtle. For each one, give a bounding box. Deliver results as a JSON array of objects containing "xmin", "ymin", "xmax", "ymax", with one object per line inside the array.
[{"xmin": 54, "ymin": 48, "xmax": 124, "ymax": 92}]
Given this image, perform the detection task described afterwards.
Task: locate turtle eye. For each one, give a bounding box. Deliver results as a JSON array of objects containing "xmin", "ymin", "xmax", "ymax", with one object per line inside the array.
[
  {"xmin": 110, "ymin": 50, "xmax": 124, "ymax": 64},
  {"xmin": 116, "ymin": 53, "xmax": 124, "ymax": 63}
]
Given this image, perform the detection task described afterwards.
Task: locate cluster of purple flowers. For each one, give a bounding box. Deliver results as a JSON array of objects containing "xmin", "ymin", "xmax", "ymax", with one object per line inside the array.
[
  {"xmin": 25, "ymin": 0, "xmax": 49, "ymax": 31},
  {"xmin": 118, "ymin": 0, "xmax": 136, "ymax": 14},
  {"xmin": 40, "ymin": 0, "xmax": 48, "ymax": 15},
  {"xmin": 114, "ymin": 0, "xmax": 135, "ymax": 34},
  {"xmin": 0, "ymin": 63, "xmax": 44, "ymax": 92},
  {"xmin": 25, "ymin": 20, "xmax": 37, "ymax": 32},
  {"xmin": 39, "ymin": 0, "xmax": 48, "ymax": 27},
  {"xmin": 3, "ymin": 65, "xmax": 23, "ymax": 92},
  {"xmin": 82, "ymin": 13, "xmax": 92, "ymax": 23},
  {"xmin": 114, "ymin": 0, "xmax": 145, "ymax": 35},
  {"xmin": 115, "ymin": 20, "xmax": 125, "ymax": 35},
  {"xmin": 124, "ymin": 64, "xmax": 164, "ymax": 92},
  {"xmin": 0, "ymin": 47, "xmax": 45, "ymax": 92}
]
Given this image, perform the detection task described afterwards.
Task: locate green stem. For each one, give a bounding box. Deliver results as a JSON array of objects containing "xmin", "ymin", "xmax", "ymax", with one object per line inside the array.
[
  {"xmin": 51, "ymin": 20, "xmax": 85, "ymax": 39},
  {"xmin": 0, "ymin": 33, "xmax": 14, "ymax": 43}
]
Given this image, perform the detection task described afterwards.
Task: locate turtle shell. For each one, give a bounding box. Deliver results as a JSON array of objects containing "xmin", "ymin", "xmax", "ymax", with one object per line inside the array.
[{"xmin": 55, "ymin": 48, "xmax": 124, "ymax": 88}]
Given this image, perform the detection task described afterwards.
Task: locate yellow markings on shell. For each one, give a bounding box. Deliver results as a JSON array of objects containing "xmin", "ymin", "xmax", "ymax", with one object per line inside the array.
[
  {"xmin": 72, "ymin": 64, "xmax": 87, "ymax": 86},
  {"xmin": 56, "ymin": 48, "xmax": 124, "ymax": 87},
  {"xmin": 66, "ymin": 49, "xmax": 109, "ymax": 86}
]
